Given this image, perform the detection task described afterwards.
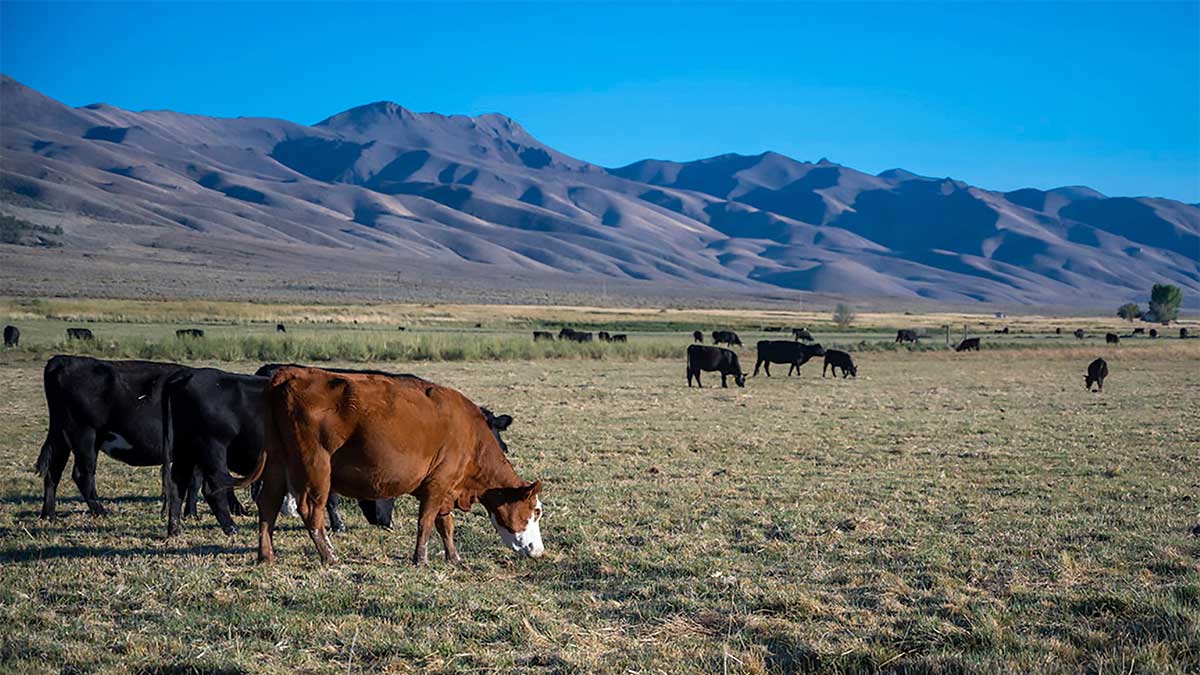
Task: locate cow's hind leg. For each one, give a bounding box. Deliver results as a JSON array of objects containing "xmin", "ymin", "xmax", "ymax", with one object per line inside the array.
[
  {"xmin": 255, "ymin": 459, "xmax": 286, "ymax": 564},
  {"xmin": 39, "ymin": 437, "xmax": 70, "ymax": 520},
  {"xmin": 68, "ymin": 429, "xmax": 104, "ymax": 516},
  {"xmin": 184, "ymin": 469, "xmax": 201, "ymax": 518},
  {"xmin": 412, "ymin": 495, "xmax": 440, "ymax": 567},
  {"xmin": 326, "ymin": 493, "xmax": 346, "ymax": 533},
  {"xmin": 293, "ymin": 455, "xmax": 335, "ymax": 565},
  {"xmin": 436, "ymin": 512, "xmax": 461, "ymax": 564},
  {"xmin": 166, "ymin": 456, "xmax": 197, "ymax": 537}
]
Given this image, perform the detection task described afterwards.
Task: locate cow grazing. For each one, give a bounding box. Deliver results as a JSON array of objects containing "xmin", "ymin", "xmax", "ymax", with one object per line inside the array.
[
  {"xmin": 1182, "ymin": 328, "xmax": 1190, "ymax": 339},
  {"xmin": 66, "ymin": 328, "xmax": 94, "ymax": 341},
  {"xmin": 559, "ymin": 327, "xmax": 593, "ymax": 342},
  {"xmin": 558, "ymin": 327, "xmax": 576, "ymax": 339},
  {"xmin": 1055, "ymin": 327, "xmax": 1062, "ymax": 335},
  {"xmin": 693, "ymin": 330, "xmax": 704, "ymax": 343},
  {"xmin": 609, "ymin": 334, "xmax": 627, "ymax": 343},
  {"xmin": 822, "ymin": 350, "xmax": 857, "ymax": 378},
  {"xmin": 712, "ymin": 330, "xmax": 742, "ymax": 347},
  {"xmin": 792, "ymin": 328, "xmax": 814, "ymax": 342},
  {"xmin": 1074, "ymin": 329, "xmax": 1086, "ymax": 339},
  {"xmin": 687, "ymin": 344, "xmax": 746, "ymax": 388},
  {"xmin": 1132, "ymin": 327, "xmax": 1144, "ymax": 335},
  {"xmin": 397, "ymin": 326, "xmax": 406, "ymax": 332},
  {"xmin": 598, "ymin": 331, "xmax": 611, "ymax": 342},
  {"xmin": 532, "ymin": 331, "xmax": 555, "ymax": 341},
  {"xmin": 235, "ymin": 367, "xmax": 545, "ymax": 566},
  {"xmin": 175, "ymin": 328, "xmax": 204, "ymax": 339},
  {"xmin": 1150, "ymin": 329, "xmax": 1158, "ymax": 338},
  {"xmin": 1106, "ymin": 333, "xmax": 1120, "ymax": 345},
  {"xmin": 955, "ymin": 337, "xmax": 981, "ymax": 352},
  {"xmin": 276, "ymin": 324, "xmax": 286, "ymax": 333},
  {"xmin": 3, "ymin": 325, "xmax": 18, "ymax": 348},
  {"xmin": 1085, "ymin": 358, "xmax": 1108, "ymax": 392},
  {"xmin": 34, "ymin": 356, "xmax": 201, "ymax": 520},
  {"xmin": 753, "ymin": 340, "xmax": 825, "ymax": 377},
  {"xmin": 895, "ymin": 329, "xmax": 919, "ymax": 344}
]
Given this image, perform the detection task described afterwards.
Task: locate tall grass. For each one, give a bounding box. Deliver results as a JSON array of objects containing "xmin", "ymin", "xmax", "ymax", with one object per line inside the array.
[{"xmin": 37, "ymin": 333, "xmax": 685, "ymax": 363}]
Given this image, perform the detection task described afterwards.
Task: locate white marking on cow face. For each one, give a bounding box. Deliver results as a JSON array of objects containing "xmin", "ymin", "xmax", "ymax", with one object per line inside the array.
[
  {"xmin": 490, "ymin": 498, "xmax": 544, "ymax": 558},
  {"xmin": 98, "ymin": 432, "xmax": 133, "ymax": 456}
]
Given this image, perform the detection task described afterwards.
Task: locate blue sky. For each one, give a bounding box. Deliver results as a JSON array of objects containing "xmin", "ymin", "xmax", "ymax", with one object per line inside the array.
[{"xmin": 2, "ymin": 1, "xmax": 1197, "ymax": 201}]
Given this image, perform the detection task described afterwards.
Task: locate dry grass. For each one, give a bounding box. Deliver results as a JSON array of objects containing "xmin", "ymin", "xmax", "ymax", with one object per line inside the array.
[{"xmin": 0, "ymin": 342, "xmax": 1197, "ymax": 673}]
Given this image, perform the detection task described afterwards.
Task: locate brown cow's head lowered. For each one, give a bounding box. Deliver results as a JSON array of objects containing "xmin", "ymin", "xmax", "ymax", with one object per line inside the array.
[{"xmin": 482, "ymin": 480, "xmax": 544, "ymax": 558}]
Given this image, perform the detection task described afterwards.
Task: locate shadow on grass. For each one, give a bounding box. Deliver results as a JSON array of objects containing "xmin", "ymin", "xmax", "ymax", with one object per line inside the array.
[{"xmin": 0, "ymin": 542, "xmax": 252, "ymax": 563}]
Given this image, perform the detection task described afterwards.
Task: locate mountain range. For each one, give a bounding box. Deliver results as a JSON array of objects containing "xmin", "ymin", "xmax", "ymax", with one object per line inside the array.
[{"xmin": 2, "ymin": 75, "xmax": 1197, "ymax": 307}]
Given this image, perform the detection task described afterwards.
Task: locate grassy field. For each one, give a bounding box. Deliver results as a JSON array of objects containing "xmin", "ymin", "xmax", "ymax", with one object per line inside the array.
[{"xmin": 0, "ymin": 339, "xmax": 1197, "ymax": 673}]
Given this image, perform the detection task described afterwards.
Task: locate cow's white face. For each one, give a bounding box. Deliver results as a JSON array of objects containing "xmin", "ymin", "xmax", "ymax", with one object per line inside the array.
[{"xmin": 490, "ymin": 497, "xmax": 544, "ymax": 558}]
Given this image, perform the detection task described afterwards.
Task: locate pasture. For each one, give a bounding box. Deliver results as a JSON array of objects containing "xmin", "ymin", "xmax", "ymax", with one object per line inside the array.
[{"xmin": 0, "ymin": 322, "xmax": 1197, "ymax": 672}]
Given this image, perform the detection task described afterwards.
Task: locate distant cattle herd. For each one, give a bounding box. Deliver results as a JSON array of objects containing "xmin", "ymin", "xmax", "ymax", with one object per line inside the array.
[{"xmin": 3, "ymin": 314, "xmax": 1192, "ymax": 567}]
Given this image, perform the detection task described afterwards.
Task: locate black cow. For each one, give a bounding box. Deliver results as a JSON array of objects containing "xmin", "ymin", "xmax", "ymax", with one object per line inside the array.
[
  {"xmin": 1132, "ymin": 327, "xmax": 1144, "ymax": 335},
  {"xmin": 822, "ymin": 350, "xmax": 857, "ymax": 378},
  {"xmin": 693, "ymin": 331, "xmax": 704, "ymax": 343},
  {"xmin": 895, "ymin": 329, "xmax": 919, "ymax": 344},
  {"xmin": 276, "ymin": 324, "xmax": 286, "ymax": 333},
  {"xmin": 397, "ymin": 326, "xmax": 406, "ymax": 332},
  {"xmin": 66, "ymin": 328, "xmax": 94, "ymax": 341},
  {"xmin": 567, "ymin": 331, "xmax": 593, "ymax": 343},
  {"xmin": 34, "ymin": 356, "xmax": 201, "ymax": 520},
  {"xmin": 1182, "ymin": 328, "xmax": 1190, "ymax": 339},
  {"xmin": 712, "ymin": 330, "xmax": 742, "ymax": 347},
  {"xmin": 1055, "ymin": 327, "xmax": 1062, "ymax": 335},
  {"xmin": 1150, "ymin": 328, "xmax": 1158, "ymax": 339},
  {"xmin": 1106, "ymin": 333, "xmax": 1120, "ymax": 345},
  {"xmin": 687, "ymin": 345, "xmax": 745, "ymax": 388},
  {"xmin": 532, "ymin": 331, "xmax": 555, "ymax": 341},
  {"xmin": 792, "ymin": 328, "xmax": 814, "ymax": 342},
  {"xmin": 175, "ymin": 328, "xmax": 204, "ymax": 339},
  {"xmin": 598, "ymin": 331, "xmax": 612, "ymax": 342},
  {"xmin": 955, "ymin": 337, "xmax": 981, "ymax": 352},
  {"xmin": 753, "ymin": 340, "xmax": 825, "ymax": 377},
  {"xmin": 1074, "ymin": 329, "xmax": 1086, "ymax": 339},
  {"xmin": 3, "ymin": 325, "xmax": 18, "ymax": 347},
  {"xmin": 1085, "ymin": 358, "xmax": 1108, "ymax": 392},
  {"xmin": 559, "ymin": 328, "xmax": 577, "ymax": 339},
  {"xmin": 609, "ymin": 334, "xmax": 627, "ymax": 343}
]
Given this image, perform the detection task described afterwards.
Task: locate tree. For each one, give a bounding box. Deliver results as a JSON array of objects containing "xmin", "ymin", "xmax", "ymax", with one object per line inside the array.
[
  {"xmin": 1149, "ymin": 284, "xmax": 1182, "ymax": 324},
  {"xmin": 1116, "ymin": 302, "xmax": 1142, "ymax": 322},
  {"xmin": 832, "ymin": 303, "xmax": 856, "ymax": 329}
]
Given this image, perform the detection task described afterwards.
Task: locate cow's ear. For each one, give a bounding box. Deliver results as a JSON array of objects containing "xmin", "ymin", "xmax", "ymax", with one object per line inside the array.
[
  {"xmin": 524, "ymin": 480, "xmax": 543, "ymax": 498},
  {"xmin": 493, "ymin": 414, "xmax": 513, "ymax": 431}
]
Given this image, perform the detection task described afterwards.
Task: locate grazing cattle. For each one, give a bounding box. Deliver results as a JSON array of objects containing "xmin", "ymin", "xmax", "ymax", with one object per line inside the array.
[
  {"xmin": 598, "ymin": 331, "xmax": 611, "ymax": 342},
  {"xmin": 397, "ymin": 326, "xmax": 406, "ymax": 332},
  {"xmin": 66, "ymin": 328, "xmax": 94, "ymax": 341},
  {"xmin": 1055, "ymin": 327, "xmax": 1062, "ymax": 335},
  {"xmin": 532, "ymin": 331, "xmax": 555, "ymax": 341},
  {"xmin": 474, "ymin": 323, "xmax": 482, "ymax": 328},
  {"xmin": 1085, "ymin": 358, "xmax": 1109, "ymax": 392},
  {"xmin": 955, "ymin": 337, "xmax": 981, "ymax": 352},
  {"xmin": 711, "ymin": 330, "xmax": 742, "ymax": 347},
  {"xmin": 175, "ymin": 328, "xmax": 204, "ymax": 339},
  {"xmin": 567, "ymin": 331, "xmax": 593, "ymax": 343},
  {"xmin": 693, "ymin": 330, "xmax": 704, "ymax": 343},
  {"xmin": 276, "ymin": 324, "xmax": 286, "ymax": 333},
  {"xmin": 1132, "ymin": 327, "xmax": 1144, "ymax": 335},
  {"xmin": 1074, "ymin": 329, "xmax": 1086, "ymax": 339},
  {"xmin": 687, "ymin": 344, "xmax": 745, "ymax": 388},
  {"xmin": 993, "ymin": 327, "xmax": 1010, "ymax": 335},
  {"xmin": 34, "ymin": 356, "xmax": 201, "ymax": 519},
  {"xmin": 1150, "ymin": 328, "xmax": 1158, "ymax": 338},
  {"xmin": 1106, "ymin": 333, "xmax": 1120, "ymax": 345},
  {"xmin": 234, "ymin": 367, "xmax": 545, "ymax": 566},
  {"xmin": 609, "ymin": 334, "xmax": 627, "ymax": 343},
  {"xmin": 792, "ymin": 328, "xmax": 814, "ymax": 342},
  {"xmin": 3, "ymin": 325, "xmax": 18, "ymax": 348},
  {"xmin": 753, "ymin": 340, "xmax": 825, "ymax": 377},
  {"xmin": 822, "ymin": 350, "xmax": 857, "ymax": 378},
  {"xmin": 895, "ymin": 329, "xmax": 919, "ymax": 344},
  {"xmin": 1182, "ymin": 328, "xmax": 1190, "ymax": 339}
]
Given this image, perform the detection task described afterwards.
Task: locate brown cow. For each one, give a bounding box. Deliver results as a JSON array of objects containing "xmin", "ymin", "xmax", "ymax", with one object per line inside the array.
[{"xmin": 236, "ymin": 367, "xmax": 544, "ymax": 566}]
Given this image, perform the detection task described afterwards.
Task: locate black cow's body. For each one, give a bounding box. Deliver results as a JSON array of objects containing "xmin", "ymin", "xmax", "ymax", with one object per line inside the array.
[
  {"xmin": 1132, "ymin": 328, "xmax": 1144, "ymax": 335},
  {"xmin": 1085, "ymin": 358, "xmax": 1109, "ymax": 392},
  {"xmin": 1150, "ymin": 329, "xmax": 1158, "ymax": 338},
  {"xmin": 609, "ymin": 334, "xmax": 627, "ymax": 343},
  {"xmin": 822, "ymin": 350, "xmax": 857, "ymax": 378},
  {"xmin": 175, "ymin": 329, "xmax": 204, "ymax": 339},
  {"xmin": 276, "ymin": 324, "xmax": 286, "ymax": 333},
  {"xmin": 532, "ymin": 331, "xmax": 555, "ymax": 341},
  {"xmin": 1182, "ymin": 328, "xmax": 1190, "ymax": 339},
  {"xmin": 3, "ymin": 325, "xmax": 18, "ymax": 347},
  {"xmin": 35, "ymin": 355, "xmax": 201, "ymax": 519},
  {"xmin": 895, "ymin": 329, "xmax": 919, "ymax": 344},
  {"xmin": 566, "ymin": 331, "xmax": 593, "ymax": 343},
  {"xmin": 753, "ymin": 340, "xmax": 825, "ymax": 376},
  {"xmin": 66, "ymin": 328, "xmax": 94, "ymax": 341},
  {"xmin": 955, "ymin": 337, "xmax": 981, "ymax": 352},
  {"xmin": 693, "ymin": 331, "xmax": 704, "ymax": 343},
  {"xmin": 712, "ymin": 330, "xmax": 742, "ymax": 347},
  {"xmin": 598, "ymin": 331, "xmax": 611, "ymax": 342},
  {"xmin": 1074, "ymin": 329, "xmax": 1086, "ymax": 339},
  {"xmin": 686, "ymin": 345, "xmax": 745, "ymax": 388},
  {"xmin": 1106, "ymin": 333, "xmax": 1120, "ymax": 345}
]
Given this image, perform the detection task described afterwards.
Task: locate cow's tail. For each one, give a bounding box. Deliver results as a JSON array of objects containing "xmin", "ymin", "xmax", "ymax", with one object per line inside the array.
[
  {"xmin": 232, "ymin": 378, "xmax": 280, "ymax": 490},
  {"xmin": 36, "ymin": 357, "xmax": 67, "ymax": 477},
  {"xmin": 33, "ymin": 438, "xmax": 53, "ymax": 477}
]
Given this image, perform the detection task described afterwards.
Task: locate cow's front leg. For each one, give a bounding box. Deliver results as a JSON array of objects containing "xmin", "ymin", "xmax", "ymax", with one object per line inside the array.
[{"xmin": 436, "ymin": 512, "xmax": 462, "ymax": 564}]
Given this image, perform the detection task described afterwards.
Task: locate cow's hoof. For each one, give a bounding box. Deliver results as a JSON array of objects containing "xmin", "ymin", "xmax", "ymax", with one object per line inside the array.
[
  {"xmin": 88, "ymin": 505, "xmax": 108, "ymax": 517},
  {"xmin": 222, "ymin": 525, "xmax": 239, "ymax": 536},
  {"xmin": 256, "ymin": 553, "xmax": 275, "ymax": 565}
]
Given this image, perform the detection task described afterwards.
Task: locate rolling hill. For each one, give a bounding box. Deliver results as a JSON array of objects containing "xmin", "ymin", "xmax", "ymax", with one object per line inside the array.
[{"xmin": 1, "ymin": 75, "xmax": 1196, "ymax": 307}]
